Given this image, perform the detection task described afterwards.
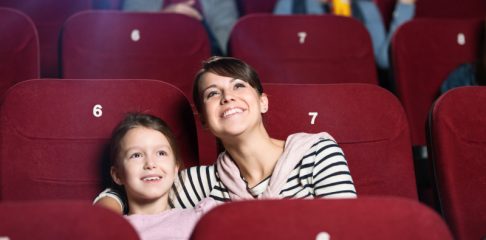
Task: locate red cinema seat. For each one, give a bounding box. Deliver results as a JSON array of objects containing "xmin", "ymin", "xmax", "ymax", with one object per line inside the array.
[
  {"xmin": 0, "ymin": 0, "xmax": 94, "ymax": 77},
  {"xmin": 263, "ymin": 83, "xmax": 416, "ymax": 198},
  {"xmin": 0, "ymin": 201, "xmax": 139, "ymax": 240},
  {"xmin": 0, "ymin": 7, "xmax": 39, "ymax": 98},
  {"xmin": 229, "ymin": 14, "xmax": 378, "ymax": 85},
  {"xmin": 191, "ymin": 197, "xmax": 453, "ymax": 240},
  {"xmin": 428, "ymin": 87, "xmax": 486, "ymax": 240},
  {"xmin": 61, "ymin": 10, "xmax": 211, "ymax": 100},
  {"xmin": 392, "ymin": 18, "xmax": 483, "ymax": 153},
  {"xmin": 0, "ymin": 79, "xmax": 198, "ymax": 201}
]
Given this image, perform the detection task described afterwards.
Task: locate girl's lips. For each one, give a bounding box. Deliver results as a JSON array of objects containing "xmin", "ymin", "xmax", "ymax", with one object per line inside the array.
[{"xmin": 141, "ymin": 175, "xmax": 162, "ymax": 182}]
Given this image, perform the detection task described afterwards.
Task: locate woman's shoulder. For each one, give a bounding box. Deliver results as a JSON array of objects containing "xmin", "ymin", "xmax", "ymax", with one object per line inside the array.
[{"xmin": 287, "ymin": 132, "xmax": 336, "ymax": 144}]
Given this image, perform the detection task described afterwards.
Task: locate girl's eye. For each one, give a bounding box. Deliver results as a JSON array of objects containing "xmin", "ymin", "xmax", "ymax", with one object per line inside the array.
[
  {"xmin": 157, "ymin": 150, "xmax": 168, "ymax": 157},
  {"xmin": 129, "ymin": 152, "xmax": 142, "ymax": 159}
]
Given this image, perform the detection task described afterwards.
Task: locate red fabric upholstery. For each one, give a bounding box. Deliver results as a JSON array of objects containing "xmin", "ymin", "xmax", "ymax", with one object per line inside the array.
[
  {"xmin": 61, "ymin": 10, "xmax": 211, "ymax": 100},
  {"xmin": 229, "ymin": 14, "xmax": 378, "ymax": 85},
  {"xmin": 237, "ymin": 0, "xmax": 277, "ymax": 15},
  {"xmin": 0, "ymin": 79, "xmax": 198, "ymax": 201},
  {"xmin": 0, "ymin": 7, "xmax": 39, "ymax": 99},
  {"xmin": 416, "ymin": 0, "xmax": 486, "ymax": 18},
  {"xmin": 191, "ymin": 197, "xmax": 453, "ymax": 240},
  {"xmin": 428, "ymin": 87, "xmax": 486, "ymax": 240},
  {"xmin": 392, "ymin": 18, "xmax": 483, "ymax": 147},
  {"xmin": 0, "ymin": 201, "xmax": 139, "ymax": 240},
  {"xmin": 0, "ymin": 0, "xmax": 93, "ymax": 77}
]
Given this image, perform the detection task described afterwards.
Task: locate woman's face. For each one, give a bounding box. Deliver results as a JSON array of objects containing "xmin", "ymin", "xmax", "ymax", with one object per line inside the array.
[
  {"xmin": 111, "ymin": 126, "xmax": 178, "ymax": 203},
  {"xmin": 198, "ymin": 72, "xmax": 268, "ymax": 139}
]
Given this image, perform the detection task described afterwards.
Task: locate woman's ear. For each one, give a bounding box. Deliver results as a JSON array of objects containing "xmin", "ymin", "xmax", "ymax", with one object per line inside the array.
[
  {"xmin": 260, "ymin": 93, "xmax": 269, "ymax": 113},
  {"xmin": 110, "ymin": 166, "xmax": 123, "ymax": 186}
]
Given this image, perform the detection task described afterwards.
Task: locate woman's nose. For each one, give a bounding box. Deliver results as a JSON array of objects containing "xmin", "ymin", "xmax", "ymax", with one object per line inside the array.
[{"xmin": 221, "ymin": 90, "xmax": 235, "ymax": 104}]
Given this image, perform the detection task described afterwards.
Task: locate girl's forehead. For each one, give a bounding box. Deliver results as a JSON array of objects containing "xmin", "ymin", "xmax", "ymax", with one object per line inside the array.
[{"xmin": 122, "ymin": 127, "xmax": 168, "ymax": 144}]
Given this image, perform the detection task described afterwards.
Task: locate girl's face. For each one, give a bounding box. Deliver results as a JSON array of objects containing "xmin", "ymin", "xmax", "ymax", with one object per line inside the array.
[
  {"xmin": 111, "ymin": 126, "xmax": 178, "ymax": 204},
  {"xmin": 198, "ymin": 72, "xmax": 268, "ymax": 139}
]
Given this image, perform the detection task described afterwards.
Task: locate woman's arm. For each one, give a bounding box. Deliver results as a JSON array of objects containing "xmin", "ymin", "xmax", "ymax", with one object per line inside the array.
[
  {"xmin": 312, "ymin": 138, "xmax": 357, "ymax": 198},
  {"xmin": 171, "ymin": 165, "xmax": 217, "ymax": 208}
]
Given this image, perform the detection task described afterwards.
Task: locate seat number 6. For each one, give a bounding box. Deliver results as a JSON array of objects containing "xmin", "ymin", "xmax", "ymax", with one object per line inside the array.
[{"xmin": 93, "ymin": 104, "xmax": 103, "ymax": 118}]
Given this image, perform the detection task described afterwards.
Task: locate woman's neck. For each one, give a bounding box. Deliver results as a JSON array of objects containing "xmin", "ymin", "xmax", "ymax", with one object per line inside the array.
[
  {"xmin": 127, "ymin": 195, "xmax": 170, "ymax": 215},
  {"xmin": 222, "ymin": 128, "xmax": 285, "ymax": 188}
]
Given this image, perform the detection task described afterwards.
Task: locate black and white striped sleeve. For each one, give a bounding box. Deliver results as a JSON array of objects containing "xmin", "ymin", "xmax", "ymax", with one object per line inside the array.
[
  {"xmin": 171, "ymin": 165, "xmax": 217, "ymax": 208},
  {"xmin": 312, "ymin": 137, "xmax": 357, "ymax": 198}
]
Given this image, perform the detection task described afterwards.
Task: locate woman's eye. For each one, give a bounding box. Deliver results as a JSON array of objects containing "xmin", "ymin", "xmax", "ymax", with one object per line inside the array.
[
  {"xmin": 234, "ymin": 83, "xmax": 246, "ymax": 89},
  {"xmin": 206, "ymin": 90, "xmax": 219, "ymax": 99}
]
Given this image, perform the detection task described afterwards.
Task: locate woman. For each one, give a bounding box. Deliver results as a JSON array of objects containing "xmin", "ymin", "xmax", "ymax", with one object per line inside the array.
[{"xmin": 95, "ymin": 56, "xmax": 356, "ymax": 212}]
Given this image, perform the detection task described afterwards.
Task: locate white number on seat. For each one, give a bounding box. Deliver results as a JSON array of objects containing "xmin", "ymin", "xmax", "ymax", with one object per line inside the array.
[
  {"xmin": 315, "ymin": 232, "xmax": 330, "ymax": 240},
  {"xmin": 131, "ymin": 29, "xmax": 141, "ymax": 42},
  {"xmin": 309, "ymin": 112, "xmax": 318, "ymax": 125},
  {"xmin": 298, "ymin": 31, "xmax": 307, "ymax": 44},
  {"xmin": 93, "ymin": 104, "xmax": 103, "ymax": 118},
  {"xmin": 457, "ymin": 32, "xmax": 466, "ymax": 46}
]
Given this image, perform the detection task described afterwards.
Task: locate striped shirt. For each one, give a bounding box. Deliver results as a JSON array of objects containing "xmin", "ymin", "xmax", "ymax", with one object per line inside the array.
[{"xmin": 100, "ymin": 136, "xmax": 357, "ymax": 211}]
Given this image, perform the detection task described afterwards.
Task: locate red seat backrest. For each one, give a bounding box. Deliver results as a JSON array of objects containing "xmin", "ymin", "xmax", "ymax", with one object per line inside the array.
[
  {"xmin": 61, "ymin": 10, "xmax": 211, "ymax": 100},
  {"xmin": 229, "ymin": 14, "xmax": 378, "ymax": 85},
  {"xmin": 0, "ymin": 79, "xmax": 198, "ymax": 201},
  {"xmin": 429, "ymin": 86, "xmax": 486, "ymax": 240},
  {"xmin": 0, "ymin": 200, "xmax": 139, "ymax": 240},
  {"xmin": 0, "ymin": 0, "xmax": 94, "ymax": 77},
  {"xmin": 392, "ymin": 18, "xmax": 483, "ymax": 147},
  {"xmin": 263, "ymin": 83, "xmax": 416, "ymax": 198},
  {"xmin": 0, "ymin": 7, "xmax": 39, "ymax": 98},
  {"xmin": 192, "ymin": 197, "xmax": 453, "ymax": 240}
]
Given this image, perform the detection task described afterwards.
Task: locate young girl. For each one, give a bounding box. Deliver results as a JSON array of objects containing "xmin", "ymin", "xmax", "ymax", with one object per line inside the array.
[
  {"xmin": 95, "ymin": 56, "xmax": 356, "ymax": 212},
  {"xmin": 102, "ymin": 113, "xmax": 216, "ymax": 239}
]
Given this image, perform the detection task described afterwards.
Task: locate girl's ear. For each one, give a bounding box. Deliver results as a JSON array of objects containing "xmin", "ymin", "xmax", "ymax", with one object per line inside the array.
[
  {"xmin": 110, "ymin": 166, "xmax": 123, "ymax": 186},
  {"xmin": 260, "ymin": 93, "xmax": 269, "ymax": 113}
]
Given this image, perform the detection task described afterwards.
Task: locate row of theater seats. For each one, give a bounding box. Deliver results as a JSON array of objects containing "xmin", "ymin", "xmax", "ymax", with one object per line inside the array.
[
  {"xmin": 1, "ymin": 7, "xmax": 484, "ymax": 151},
  {"xmin": 0, "ymin": 197, "xmax": 454, "ymax": 240},
  {"xmin": 0, "ymin": 79, "xmax": 484, "ymax": 239},
  {"xmin": 1, "ymin": 0, "xmax": 485, "ymax": 78}
]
